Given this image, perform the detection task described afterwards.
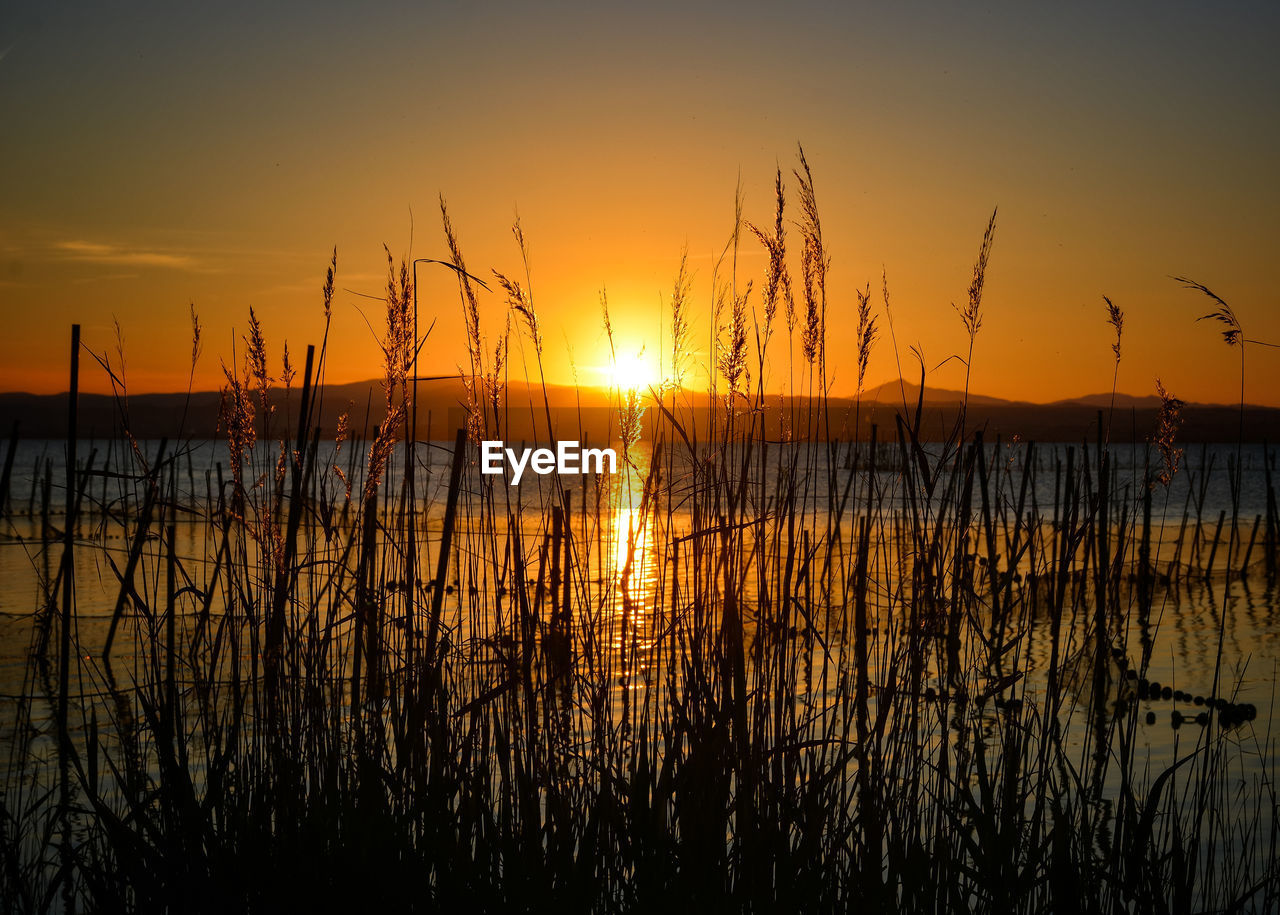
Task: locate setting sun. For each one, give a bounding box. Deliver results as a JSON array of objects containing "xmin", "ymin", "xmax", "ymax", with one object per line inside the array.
[{"xmin": 608, "ymin": 349, "xmax": 659, "ymax": 392}]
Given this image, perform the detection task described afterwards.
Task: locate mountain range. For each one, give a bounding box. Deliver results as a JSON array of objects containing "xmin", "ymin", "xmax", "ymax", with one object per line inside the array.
[{"xmin": 0, "ymin": 378, "xmax": 1273, "ymax": 443}]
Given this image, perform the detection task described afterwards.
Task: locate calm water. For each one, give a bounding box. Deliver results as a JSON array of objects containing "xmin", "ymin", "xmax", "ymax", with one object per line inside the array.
[{"xmin": 2, "ymin": 438, "xmax": 1277, "ymax": 815}]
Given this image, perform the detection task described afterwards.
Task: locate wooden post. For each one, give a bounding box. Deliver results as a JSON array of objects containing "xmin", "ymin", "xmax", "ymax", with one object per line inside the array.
[{"xmin": 58, "ymin": 324, "xmax": 79, "ymax": 913}]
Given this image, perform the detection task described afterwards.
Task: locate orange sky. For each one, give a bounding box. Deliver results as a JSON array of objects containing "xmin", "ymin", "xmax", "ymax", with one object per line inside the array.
[{"xmin": 2, "ymin": 2, "xmax": 1278, "ymax": 405}]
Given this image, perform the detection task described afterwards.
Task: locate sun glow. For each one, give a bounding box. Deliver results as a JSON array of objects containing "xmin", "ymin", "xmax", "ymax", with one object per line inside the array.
[{"xmin": 608, "ymin": 349, "xmax": 659, "ymax": 392}]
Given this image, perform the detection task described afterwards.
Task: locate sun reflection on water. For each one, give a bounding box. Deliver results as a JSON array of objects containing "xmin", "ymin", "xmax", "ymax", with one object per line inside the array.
[{"xmin": 604, "ymin": 445, "xmax": 659, "ymax": 686}]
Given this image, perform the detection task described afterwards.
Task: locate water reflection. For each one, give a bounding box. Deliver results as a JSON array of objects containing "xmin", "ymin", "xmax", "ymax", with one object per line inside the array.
[
  {"xmin": 604, "ymin": 446, "xmax": 658, "ymax": 687},
  {"xmin": 1, "ymin": 438, "xmax": 1277, "ymax": 770}
]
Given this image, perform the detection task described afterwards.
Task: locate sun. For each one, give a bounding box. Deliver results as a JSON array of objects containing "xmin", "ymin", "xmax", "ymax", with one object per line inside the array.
[{"xmin": 609, "ymin": 349, "xmax": 659, "ymax": 392}]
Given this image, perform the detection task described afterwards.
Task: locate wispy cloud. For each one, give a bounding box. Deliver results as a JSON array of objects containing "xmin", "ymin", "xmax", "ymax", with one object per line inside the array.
[
  {"xmin": 55, "ymin": 240, "xmax": 196, "ymax": 269},
  {"xmin": 70, "ymin": 272, "xmax": 140, "ymax": 284},
  {"xmin": 254, "ymin": 271, "xmax": 382, "ymax": 297}
]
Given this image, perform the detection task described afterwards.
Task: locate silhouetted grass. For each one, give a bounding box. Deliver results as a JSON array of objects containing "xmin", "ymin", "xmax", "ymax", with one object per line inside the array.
[{"xmin": 1, "ymin": 150, "xmax": 1278, "ymax": 914}]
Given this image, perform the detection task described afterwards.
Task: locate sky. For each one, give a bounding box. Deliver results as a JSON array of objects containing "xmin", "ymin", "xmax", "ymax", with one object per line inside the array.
[{"xmin": 2, "ymin": 1, "xmax": 1278, "ymax": 404}]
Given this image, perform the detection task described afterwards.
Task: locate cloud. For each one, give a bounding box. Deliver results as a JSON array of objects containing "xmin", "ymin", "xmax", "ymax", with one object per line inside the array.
[
  {"xmin": 55, "ymin": 240, "xmax": 196, "ymax": 269},
  {"xmin": 70, "ymin": 273, "xmax": 140, "ymax": 284}
]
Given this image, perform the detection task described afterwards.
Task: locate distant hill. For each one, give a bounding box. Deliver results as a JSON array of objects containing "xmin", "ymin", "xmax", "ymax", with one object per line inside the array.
[
  {"xmin": 1, "ymin": 378, "xmax": 1277, "ymax": 443},
  {"xmin": 1050, "ymin": 393, "xmax": 1165, "ymax": 409},
  {"xmin": 858, "ymin": 379, "xmax": 1032, "ymax": 408}
]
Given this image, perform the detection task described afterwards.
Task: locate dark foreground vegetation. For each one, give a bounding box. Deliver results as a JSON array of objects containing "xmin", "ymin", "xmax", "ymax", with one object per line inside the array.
[{"xmin": 2, "ymin": 152, "xmax": 1278, "ymax": 913}]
